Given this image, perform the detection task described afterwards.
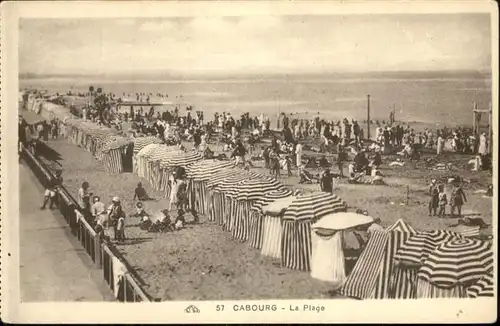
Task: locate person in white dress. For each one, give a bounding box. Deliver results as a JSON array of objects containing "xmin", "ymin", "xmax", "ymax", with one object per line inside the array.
[
  {"xmin": 295, "ymin": 142, "xmax": 303, "ymax": 172},
  {"xmin": 478, "ymin": 132, "xmax": 488, "ymax": 155},
  {"xmin": 436, "ymin": 134, "xmax": 444, "ymax": 156}
]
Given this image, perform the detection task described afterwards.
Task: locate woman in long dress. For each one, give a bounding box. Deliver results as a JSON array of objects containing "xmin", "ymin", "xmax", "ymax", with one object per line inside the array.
[
  {"xmin": 478, "ymin": 133, "xmax": 488, "ymax": 155},
  {"xmin": 450, "ymin": 183, "xmax": 467, "ymax": 217},
  {"xmin": 436, "ymin": 134, "xmax": 444, "ymax": 156}
]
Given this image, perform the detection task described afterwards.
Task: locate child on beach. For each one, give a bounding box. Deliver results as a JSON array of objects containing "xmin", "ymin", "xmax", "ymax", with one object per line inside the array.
[
  {"xmin": 437, "ymin": 184, "xmax": 447, "ymax": 217},
  {"xmin": 116, "ymin": 215, "xmax": 126, "ymax": 242}
]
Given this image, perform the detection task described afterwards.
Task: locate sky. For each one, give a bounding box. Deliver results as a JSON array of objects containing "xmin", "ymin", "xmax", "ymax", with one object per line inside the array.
[{"xmin": 19, "ymin": 14, "xmax": 492, "ymax": 76}]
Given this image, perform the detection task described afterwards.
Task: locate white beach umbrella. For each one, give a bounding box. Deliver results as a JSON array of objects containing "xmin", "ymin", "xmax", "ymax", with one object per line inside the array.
[{"xmin": 311, "ymin": 212, "xmax": 374, "ymax": 232}]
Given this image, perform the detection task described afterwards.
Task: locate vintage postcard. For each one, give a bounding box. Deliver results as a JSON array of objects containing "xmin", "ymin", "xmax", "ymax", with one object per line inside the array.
[{"xmin": 1, "ymin": 0, "xmax": 497, "ymax": 324}]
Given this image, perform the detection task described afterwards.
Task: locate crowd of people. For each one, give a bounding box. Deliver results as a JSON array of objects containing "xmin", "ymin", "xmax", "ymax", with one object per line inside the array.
[{"xmin": 21, "ymin": 89, "xmax": 493, "ymax": 237}]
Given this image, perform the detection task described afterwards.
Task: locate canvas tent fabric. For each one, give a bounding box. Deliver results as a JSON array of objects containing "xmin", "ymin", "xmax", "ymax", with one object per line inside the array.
[
  {"xmin": 312, "ymin": 212, "xmax": 374, "ymax": 231},
  {"xmin": 310, "ymin": 229, "xmax": 346, "ymax": 284},
  {"xmin": 246, "ymin": 190, "xmax": 294, "ymax": 251},
  {"xmin": 257, "ymin": 195, "xmax": 297, "ymax": 257},
  {"xmin": 186, "ymin": 161, "xmax": 234, "ymax": 216},
  {"xmin": 338, "ymin": 219, "xmax": 418, "ymax": 299},
  {"xmin": 281, "ymin": 192, "xmax": 347, "ymax": 271}
]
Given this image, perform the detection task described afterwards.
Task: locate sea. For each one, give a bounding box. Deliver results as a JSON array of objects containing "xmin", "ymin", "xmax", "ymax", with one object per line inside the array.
[{"xmin": 20, "ymin": 71, "xmax": 492, "ymax": 128}]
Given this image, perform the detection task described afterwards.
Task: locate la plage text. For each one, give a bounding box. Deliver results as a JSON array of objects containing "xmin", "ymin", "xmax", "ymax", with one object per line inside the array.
[{"xmin": 231, "ymin": 304, "xmax": 326, "ymax": 313}]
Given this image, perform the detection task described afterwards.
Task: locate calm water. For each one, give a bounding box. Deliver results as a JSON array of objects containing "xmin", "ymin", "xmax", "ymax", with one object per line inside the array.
[{"xmin": 20, "ymin": 73, "xmax": 491, "ymax": 127}]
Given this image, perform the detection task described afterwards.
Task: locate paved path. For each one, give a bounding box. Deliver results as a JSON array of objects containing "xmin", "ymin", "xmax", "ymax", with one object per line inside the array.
[{"xmin": 19, "ymin": 163, "xmax": 114, "ymax": 302}]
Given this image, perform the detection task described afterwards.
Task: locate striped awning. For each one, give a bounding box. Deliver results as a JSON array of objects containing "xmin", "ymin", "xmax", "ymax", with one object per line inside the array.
[
  {"xmin": 418, "ymin": 238, "xmax": 493, "ymax": 287},
  {"xmin": 282, "ymin": 192, "xmax": 347, "ymax": 222},
  {"xmin": 160, "ymin": 151, "xmax": 203, "ymax": 168},
  {"xmin": 101, "ymin": 136, "xmax": 131, "ymax": 152},
  {"xmin": 213, "ymin": 171, "xmax": 261, "ymax": 196},
  {"xmin": 206, "ymin": 168, "xmax": 245, "ymax": 188},
  {"xmin": 136, "ymin": 143, "xmax": 162, "ymax": 158},
  {"xmin": 185, "ymin": 160, "xmax": 235, "ymax": 181},
  {"xmin": 467, "ymin": 274, "xmax": 494, "ymax": 298},
  {"xmin": 394, "ymin": 230, "xmax": 463, "ymax": 265},
  {"xmin": 235, "ymin": 175, "xmax": 284, "ymax": 201},
  {"xmin": 148, "ymin": 145, "xmax": 182, "ymax": 163},
  {"xmin": 133, "ymin": 136, "xmax": 163, "ymax": 154},
  {"xmin": 251, "ymin": 188, "xmax": 294, "ymax": 213}
]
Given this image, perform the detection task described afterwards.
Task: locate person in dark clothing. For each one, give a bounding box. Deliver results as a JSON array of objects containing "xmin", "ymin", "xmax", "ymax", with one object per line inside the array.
[
  {"xmin": 41, "ymin": 170, "xmax": 63, "ymax": 209},
  {"xmin": 354, "ymin": 150, "xmax": 369, "ymax": 172},
  {"xmin": 336, "ymin": 144, "xmax": 345, "ymax": 177},
  {"xmin": 372, "ymin": 152, "xmax": 382, "ymax": 168},
  {"xmin": 320, "ymin": 168, "xmax": 334, "ymax": 193},
  {"xmin": 133, "ymin": 182, "xmax": 152, "ymax": 201}
]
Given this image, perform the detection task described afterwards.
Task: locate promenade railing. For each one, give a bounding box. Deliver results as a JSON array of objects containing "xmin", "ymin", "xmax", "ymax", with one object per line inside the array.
[{"xmin": 21, "ymin": 143, "xmax": 152, "ymax": 302}]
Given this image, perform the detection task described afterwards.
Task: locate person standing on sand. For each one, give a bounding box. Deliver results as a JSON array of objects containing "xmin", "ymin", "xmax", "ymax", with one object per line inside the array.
[
  {"xmin": 336, "ymin": 143, "xmax": 345, "ymax": 178},
  {"xmin": 450, "ymin": 182, "xmax": 467, "ymax": 217},
  {"xmin": 437, "ymin": 184, "xmax": 447, "ymax": 218},
  {"xmin": 428, "ymin": 179, "xmax": 439, "ymax": 216},
  {"xmin": 295, "ymin": 142, "xmax": 303, "ymax": 171},
  {"xmin": 478, "ymin": 132, "xmax": 488, "ymax": 156},
  {"xmin": 108, "ymin": 197, "xmax": 125, "ymax": 241},
  {"xmin": 320, "ymin": 168, "xmax": 334, "ymax": 193},
  {"xmin": 436, "ymin": 133, "xmax": 445, "ymax": 156}
]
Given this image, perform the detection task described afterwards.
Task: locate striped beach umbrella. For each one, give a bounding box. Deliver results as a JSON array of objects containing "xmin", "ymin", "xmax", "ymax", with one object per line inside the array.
[
  {"xmin": 394, "ymin": 230, "xmax": 463, "ymax": 266},
  {"xmin": 235, "ymin": 176, "xmax": 284, "ymax": 202},
  {"xmin": 251, "ymin": 188, "xmax": 294, "ymax": 213},
  {"xmin": 281, "ymin": 192, "xmax": 347, "ymax": 271},
  {"xmin": 467, "ymin": 274, "xmax": 494, "ymax": 298},
  {"xmin": 282, "ymin": 192, "xmax": 347, "ymax": 223},
  {"xmin": 418, "ymin": 238, "xmax": 493, "ymax": 288}
]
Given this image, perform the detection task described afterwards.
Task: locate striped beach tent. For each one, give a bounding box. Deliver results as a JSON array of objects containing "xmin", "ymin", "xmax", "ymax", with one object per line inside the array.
[
  {"xmin": 207, "ymin": 168, "xmax": 243, "ymax": 225},
  {"xmin": 212, "ymin": 170, "xmax": 261, "ymax": 232},
  {"xmin": 416, "ymin": 238, "xmax": 493, "ymax": 299},
  {"xmin": 310, "ymin": 213, "xmax": 374, "ymax": 284},
  {"xmin": 246, "ymin": 188, "xmax": 293, "ymax": 250},
  {"xmin": 251, "ymin": 188, "xmax": 293, "ymax": 214},
  {"xmin": 102, "ymin": 136, "xmax": 131, "ymax": 174},
  {"xmin": 186, "ymin": 160, "xmax": 234, "ymax": 216},
  {"xmin": 260, "ymin": 195, "xmax": 296, "ymax": 258},
  {"xmin": 281, "ymin": 192, "xmax": 347, "ymax": 271},
  {"xmin": 136, "ymin": 143, "xmax": 162, "ymax": 179},
  {"xmin": 160, "ymin": 150, "xmax": 203, "ymax": 198},
  {"xmin": 231, "ymin": 176, "xmax": 284, "ymax": 243},
  {"xmin": 338, "ymin": 219, "xmax": 418, "ymax": 299},
  {"xmin": 467, "ymin": 274, "xmax": 494, "ymax": 298},
  {"xmin": 132, "ymin": 136, "xmax": 163, "ymax": 174},
  {"xmin": 147, "ymin": 146, "xmax": 182, "ymax": 191}
]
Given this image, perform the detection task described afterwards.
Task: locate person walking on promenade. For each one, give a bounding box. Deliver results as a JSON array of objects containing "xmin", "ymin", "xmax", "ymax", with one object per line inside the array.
[{"xmin": 41, "ymin": 170, "xmax": 63, "ymax": 210}]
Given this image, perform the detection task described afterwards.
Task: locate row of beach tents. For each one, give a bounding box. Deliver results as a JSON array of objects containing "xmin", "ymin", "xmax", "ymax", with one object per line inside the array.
[{"xmin": 53, "ymin": 103, "xmax": 494, "ymax": 299}]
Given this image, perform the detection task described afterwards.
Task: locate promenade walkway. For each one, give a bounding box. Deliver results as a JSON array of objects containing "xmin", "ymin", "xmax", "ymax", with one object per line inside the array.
[{"xmin": 19, "ymin": 162, "xmax": 113, "ymax": 302}]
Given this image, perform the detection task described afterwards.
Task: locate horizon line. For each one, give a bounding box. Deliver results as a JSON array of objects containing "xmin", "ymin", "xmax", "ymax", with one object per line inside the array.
[{"xmin": 20, "ymin": 68, "xmax": 492, "ymax": 78}]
